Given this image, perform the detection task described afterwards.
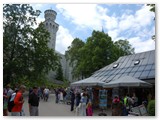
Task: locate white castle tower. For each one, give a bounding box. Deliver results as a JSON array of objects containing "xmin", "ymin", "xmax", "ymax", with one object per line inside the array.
[
  {"xmin": 43, "ymin": 9, "xmax": 74, "ymax": 82},
  {"xmin": 44, "ymin": 9, "xmax": 59, "ymax": 50}
]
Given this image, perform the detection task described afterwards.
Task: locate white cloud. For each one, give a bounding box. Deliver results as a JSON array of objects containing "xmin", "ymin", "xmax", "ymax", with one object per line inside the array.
[
  {"xmin": 114, "ymin": 37, "xmax": 126, "ymax": 42},
  {"xmin": 56, "ymin": 26, "xmax": 74, "ymax": 54},
  {"xmin": 128, "ymin": 37, "xmax": 155, "ymax": 53},
  {"xmin": 118, "ymin": 5, "xmax": 154, "ymax": 32},
  {"xmin": 55, "ymin": 4, "xmax": 155, "ymax": 54},
  {"xmin": 56, "ymin": 4, "xmax": 108, "ymax": 30},
  {"xmin": 31, "ymin": 4, "xmax": 44, "ymax": 10},
  {"xmin": 107, "ymin": 5, "xmax": 155, "ymax": 53},
  {"xmin": 104, "ymin": 16, "xmax": 119, "ymax": 30},
  {"xmin": 135, "ymin": 5, "xmax": 154, "ymax": 27},
  {"xmin": 119, "ymin": 14, "xmax": 136, "ymax": 31},
  {"xmin": 137, "ymin": 27, "xmax": 155, "ymax": 39},
  {"xmin": 108, "ymin": 29, "xmax": 119, "ymax": 40},
  {"xmin": 31, "ymin": 4, "xmax": 155, "ymax": 54}
]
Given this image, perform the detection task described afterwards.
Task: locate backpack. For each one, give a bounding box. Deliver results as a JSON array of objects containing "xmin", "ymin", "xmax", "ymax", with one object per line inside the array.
[{"xmin": 8, "ymin": 93, "xmax": 16, "ymax": 112}]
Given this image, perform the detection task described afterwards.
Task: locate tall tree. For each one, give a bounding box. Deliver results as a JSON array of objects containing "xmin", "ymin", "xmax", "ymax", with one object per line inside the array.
[
  {"xmin": 56, "ymin": 63, "xmax": 64, "ymax": 81},
  {"xmin": 66, "ymin": 38, "xmax": 85, "ymax": 63},
  {"xmin": 79, "ymin": 30, "xmax": 119, "ymax": 78},
  {"xmin": 114, "ymin": 39, "xmax": 135, "ymax": 56},
  {"xmin": 67, "ymin": 30, "xmax": 135, "ymax": 79},
  {"xmin": 66, "ymin": 38, "xmax": 85, "ymax": 79},
  {"xmin": 3, "ymin": 4, "xmax": 59, "ymax": 86}
]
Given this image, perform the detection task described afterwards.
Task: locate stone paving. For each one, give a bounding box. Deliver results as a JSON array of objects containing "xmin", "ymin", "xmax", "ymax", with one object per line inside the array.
[{"xmin": 9, "ymin": 94, "xmax": 112, "ymax": 116}]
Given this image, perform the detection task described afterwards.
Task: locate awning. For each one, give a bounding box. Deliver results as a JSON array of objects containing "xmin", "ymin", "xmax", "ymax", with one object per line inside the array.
[
  {"xmin": 103, "ymin": 76, "xmax": 152, "ymax": 88},
  {"xmin": 71, "ymin": 77, "xmax": 106, "ymax": 87}
]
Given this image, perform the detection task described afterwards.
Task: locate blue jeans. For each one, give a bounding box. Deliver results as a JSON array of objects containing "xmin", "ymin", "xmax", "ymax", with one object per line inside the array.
[{"xmin": 122, "ymin": 107, "xmax": 128, "ymax": 116}]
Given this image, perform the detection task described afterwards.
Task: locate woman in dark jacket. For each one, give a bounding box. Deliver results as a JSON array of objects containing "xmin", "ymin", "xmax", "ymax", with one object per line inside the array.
[
  {"xmin": 75, "ymin": 92, "xmax": 81, "ymax": 107},
  {"xmin": 70, "ymin": 89, "xmax": 75, "ymax": 111}
]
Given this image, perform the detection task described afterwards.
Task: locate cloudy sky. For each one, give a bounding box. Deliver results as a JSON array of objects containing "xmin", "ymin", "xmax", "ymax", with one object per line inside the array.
[{"xmin": 32, "ymin": 4, "xmax": 155, "ymax": 54}]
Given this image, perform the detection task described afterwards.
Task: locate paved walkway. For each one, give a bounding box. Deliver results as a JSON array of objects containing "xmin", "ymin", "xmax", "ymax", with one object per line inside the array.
[
  {"xmin": 9, "ymin": 94, "xmax": 112, "ymax": 116},
  {"xmin": 23, "ymin": 94, "xmax": 75, "ymax": 116}
]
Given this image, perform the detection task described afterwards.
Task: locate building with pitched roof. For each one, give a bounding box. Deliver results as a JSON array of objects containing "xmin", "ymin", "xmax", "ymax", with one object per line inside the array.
[
  {"xmin": 71, "ymin": 50, "xmax": 155, "ymax": 108},
  {"xmin": 91, "ymin": 50, "xmax": 155, "ymax": 84}
]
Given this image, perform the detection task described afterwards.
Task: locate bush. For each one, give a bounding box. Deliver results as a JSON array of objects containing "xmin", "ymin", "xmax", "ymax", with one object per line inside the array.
[{"xmin": 147, "ymin": 100, "xmax": 155, "ymax": 116}]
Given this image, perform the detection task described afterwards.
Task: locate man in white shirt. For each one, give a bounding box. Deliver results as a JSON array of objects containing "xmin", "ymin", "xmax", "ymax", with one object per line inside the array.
[{"xmin": 43, "ymin": 88, "xmax": 49, "ymax": 101}]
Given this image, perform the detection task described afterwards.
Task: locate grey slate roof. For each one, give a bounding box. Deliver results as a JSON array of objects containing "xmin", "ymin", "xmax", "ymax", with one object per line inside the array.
[{"xmin": 91, "ymin": 50, "xmax": 155, "ymax": 83}]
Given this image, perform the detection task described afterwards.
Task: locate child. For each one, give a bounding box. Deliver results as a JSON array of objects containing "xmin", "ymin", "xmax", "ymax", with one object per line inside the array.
[{"xmin": 86, "ymin": 101, "xmax": 93, "ymax": 116}]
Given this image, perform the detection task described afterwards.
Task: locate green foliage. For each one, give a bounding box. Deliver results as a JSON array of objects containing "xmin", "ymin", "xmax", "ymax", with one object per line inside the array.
[
  {"xmin": 67, "ymin": 30, "xmax": 135, "ymax": 79},
  {"xmin": 147, "ymin": 100, "xmax": 155, "ymax": 116},
  {"xmin": 3, "ymin": 4, "xmax": 59, "ymax": 86},
  {"xmin": 56, "ymin": 63, "xmax": 64, "ymax": 81},
  {"xmin": 114, "ymin": 39, "xmax": 135, "ymax": 56},
  {"xmin": 66, "ymin": 38, "xmax": 85, "ymax": 79},
  {"xmin": 79, "ymin": 31, "xmax": 115, "ymax": 78},
  {"xmin": 147, "ymin": 4, "xmax": 155, "ymax": 13},
  {"xmin": 66, "ymin": 38, "xmax": 85, "ymax": 64}
]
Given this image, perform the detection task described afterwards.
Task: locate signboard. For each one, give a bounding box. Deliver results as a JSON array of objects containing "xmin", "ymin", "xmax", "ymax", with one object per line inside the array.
[
  {"xmin": 130, "ymin": 105, "xmax": 148, "ymax": 116},
  {"xmin": 139, "ymin": 105, "xmax": 148, "ymax": 116},
  {"xmin": 99, "ymin": 90, "xmax": 107, "ymax": 109},
  {"xmin": 131, "ymin": 107, "xmax": 141, "ymax": 116}
]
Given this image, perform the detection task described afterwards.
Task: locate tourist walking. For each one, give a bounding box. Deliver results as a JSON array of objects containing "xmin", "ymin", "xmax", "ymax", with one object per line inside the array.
[
  {"xmin": 37, "ymin": 87, "xmax": 42, "ymax": 101},
  {"xmin": 112, "ymin": 95, "xmax": 123, "ymax": 116},
  {"xmin": 70, "ymin": 89, "xmax": 75, "ymax": 111},
  {"xmin": 43, "ymin": 87, "xmax": 50, "ymax": 101},
  {"xmin": 3, "ymin": 84, "xmax": 13, "ymax": 116},
  {"xmin": 123, "ymin": 93, "xmax": 133, "ymax": 116},
  {"xmin": 63, "ymin": 90, "xmax": 67, "ymax": 103},
  {"xmin": 86, "ymin": 100, "xmax": 93, "ymax": 116},
  {"xmin": 54, "ymin": 88, "xmax": 59, "ymax": 103},
  {"xmin": 11, "ymin": 85, "xmax": 26, "ymax": 116},
  {"xmin": 28, "ymin": 86, "xmax": 40, "ymax": 116},
  {"xmin": 79, "ymin": 93, "xmax": 87, "ymax": 116},
  {"xmin": 75, "ymin": 92, "xmax": 81, "ymax": 107},
  {"xmin": 132, "ymin": 93, "xmax": 138, "ymax": 107},
  {"xmin": 59, "ymin": 91, "xmax": 63, "ymax": 103}
]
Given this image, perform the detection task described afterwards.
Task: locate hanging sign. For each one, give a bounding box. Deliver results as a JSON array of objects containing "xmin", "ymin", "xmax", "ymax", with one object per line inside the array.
[{"xmin": 99, "ymin": 89, "xmax": 107, "ymax": 108}]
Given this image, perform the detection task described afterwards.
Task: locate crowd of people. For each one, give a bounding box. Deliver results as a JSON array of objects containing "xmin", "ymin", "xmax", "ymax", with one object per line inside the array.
[
  {"xmin": 3, "ymin": 84, "xmax": 154, "ymax": 116},
  {"xmin": 111, "ymin": 92, "xmax": 153, "ymax": 116},
  {"xmin": 3, "ymin": 84, "xmax": 26, "ymax": 116},
  {"xmin": 3, "ymin": 84, "xmax": 51, "ymax": 116},
  {"xmin": 69, "ymin": 89, "xmax": 93, "ymax": 116},
  {"xmin": 53, "ymin": 87, "xmax": 93, "ymax": 116},
  {"xmin": 3, "ymin": 84, "xmax": 93, "ymax": 116}
]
